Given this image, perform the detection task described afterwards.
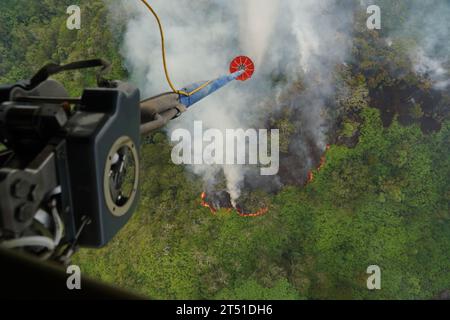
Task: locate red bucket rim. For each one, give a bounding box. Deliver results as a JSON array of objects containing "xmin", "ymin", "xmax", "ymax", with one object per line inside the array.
[{"xmin": 230, "ymin": 56, "xmax": 255, "ymax": 81}]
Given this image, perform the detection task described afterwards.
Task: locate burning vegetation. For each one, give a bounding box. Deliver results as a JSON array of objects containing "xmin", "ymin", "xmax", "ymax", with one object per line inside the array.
[{"xmin": 200, "ymin": 144, "xmax": 331, "ymax": 216}]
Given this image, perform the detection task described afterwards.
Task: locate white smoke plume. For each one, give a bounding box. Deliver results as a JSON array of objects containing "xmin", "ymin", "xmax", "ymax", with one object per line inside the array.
[
  {"xmin": 412, "ymin": 49, "xmax": 450, "ymax": 90},
  {"xmin": 108, "ymin": 0, "xmax": 355, "ymax": 203},
  {"xmin": 366, "ymin": 0, "xmax": 450, "ymax": 91}
]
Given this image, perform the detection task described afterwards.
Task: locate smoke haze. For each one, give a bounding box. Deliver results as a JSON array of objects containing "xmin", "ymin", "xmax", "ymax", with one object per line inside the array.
[{"xmin": 107, "ymin": 0, "xmax": 357, "ymax": 203}]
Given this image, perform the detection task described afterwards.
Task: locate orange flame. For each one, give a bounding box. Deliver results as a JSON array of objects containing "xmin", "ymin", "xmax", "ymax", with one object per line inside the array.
[
  {"xmin": 200, "ymin": 192, "xmax": 268, "ymax": 217},
  {"xmin": 307, "ymin": 171, "xmax": 314, "ymax": 183},
  {"xmin": 236, "ymin": 206, "xmax": 269, "ymax": 217}
]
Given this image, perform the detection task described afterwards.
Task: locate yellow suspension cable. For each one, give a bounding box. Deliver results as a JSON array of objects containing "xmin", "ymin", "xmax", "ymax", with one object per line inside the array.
[{"xmin": 140, "ymin": 0, "xmax": 212, "ymax": 96}]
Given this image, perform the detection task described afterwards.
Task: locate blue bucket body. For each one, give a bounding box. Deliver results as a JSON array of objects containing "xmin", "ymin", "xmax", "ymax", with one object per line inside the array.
[{"xmin": 179, "ymin": 70, "xmax": 243, "ymax": 107}]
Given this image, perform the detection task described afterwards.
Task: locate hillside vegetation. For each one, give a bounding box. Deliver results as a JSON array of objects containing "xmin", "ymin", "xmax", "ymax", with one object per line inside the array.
[{"xmin": 0, "ymin": 0, "xmax": 449, "ymax": 299}]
